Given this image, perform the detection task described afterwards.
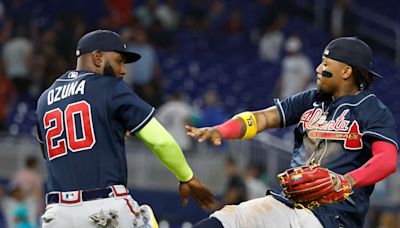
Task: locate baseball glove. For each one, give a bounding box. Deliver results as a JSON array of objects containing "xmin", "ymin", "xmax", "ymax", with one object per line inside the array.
[{"xmin": 277, "ymin": 165, "xmax": 353, "ymax": 209}]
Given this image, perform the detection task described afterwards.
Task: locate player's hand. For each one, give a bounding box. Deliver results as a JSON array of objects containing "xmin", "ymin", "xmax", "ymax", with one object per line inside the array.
[
  {"xmin": 179, "ymin": 176, "xmax": 216, "ymax": 209},
  {"xmin": 185, "ymin": 125, "xmax": 223, "ymax": 146}
]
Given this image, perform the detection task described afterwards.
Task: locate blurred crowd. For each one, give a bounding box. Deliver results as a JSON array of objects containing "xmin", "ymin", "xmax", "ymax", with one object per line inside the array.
[
  {"xmin": 0, "ymin": 0, "xmax": 398, "ymax": 227},
  {"xmin": 215, "ymin": 157, "xmax": 269, "ymax": 210},
  {"xmin": 0, "ymin": 156, "xmax": 43, "ymax": 228},
  {"xmin": 0, "ymin": 0, "xmax": 360, "ymax": 135}
]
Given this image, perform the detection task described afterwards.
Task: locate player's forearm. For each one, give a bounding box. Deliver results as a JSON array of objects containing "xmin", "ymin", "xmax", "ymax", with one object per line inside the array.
[
  {"xmin": 216, "ymin": 106, "xmax": 281, "ymax": 139},
  {"xmin": 347, "ymin": 141, "xmax": 397, "ymax": 187},
  {"xmin": 136, "ymin": 118, "xmax": 193, "ymax": 182}
]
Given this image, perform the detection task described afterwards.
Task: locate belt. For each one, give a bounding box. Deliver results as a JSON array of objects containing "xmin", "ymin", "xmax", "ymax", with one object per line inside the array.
[{"xmin": 46, "ymin": 185, "xmax": 129, "ymax": 205}]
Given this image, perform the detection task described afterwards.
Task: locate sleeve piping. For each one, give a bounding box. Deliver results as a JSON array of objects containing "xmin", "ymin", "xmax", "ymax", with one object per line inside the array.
[
  {"xmin": 36, "ymin": 135, "xmax": 44, "ymax": 144},
  {"xmin": 274, "ymin": 98, "xmax": 286, "ymax": 128},
  {"xmin": 363, "ymin": 131, "xmax": 399, "ymax": 149},
  {"xmin": 130, "ymin": 107, "xmax": 156, "ymax": 134}
]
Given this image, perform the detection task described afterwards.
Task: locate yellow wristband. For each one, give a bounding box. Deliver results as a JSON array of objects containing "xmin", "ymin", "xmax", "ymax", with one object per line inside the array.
[{"xmin": 235, "ymin": 112, "xmax": 257, "ymax": 139}]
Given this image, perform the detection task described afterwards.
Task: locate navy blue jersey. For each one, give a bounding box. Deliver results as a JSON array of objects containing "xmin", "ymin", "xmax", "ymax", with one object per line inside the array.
[
  {"xmin": 36, "ymin": 70, "xmax": 155, "ymax": 192},
  {"xmin": 275, "ymin": 89, "xmax": 399, "ymax": 227}
]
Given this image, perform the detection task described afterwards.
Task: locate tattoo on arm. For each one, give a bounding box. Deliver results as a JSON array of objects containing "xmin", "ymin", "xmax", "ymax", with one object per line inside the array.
[
  {"xmin": 261, "ymin": 111, "xmax": 270, "ymax": 127},
  {"xmin": 254, "ymin": 106, "xmax": 281, "ymax": 131}
]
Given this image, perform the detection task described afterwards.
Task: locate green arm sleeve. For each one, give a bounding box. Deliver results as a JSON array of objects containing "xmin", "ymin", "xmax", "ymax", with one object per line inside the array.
[{"xmin": 135, "ymin": 117, "xmax": 193, "ymax": 182}]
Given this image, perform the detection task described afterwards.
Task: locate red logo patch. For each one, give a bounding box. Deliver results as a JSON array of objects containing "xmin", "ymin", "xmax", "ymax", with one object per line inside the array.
[
  {"xmin": 308, "ymin": 121, "xmax": 363, "ymax": 150},
  {"xmin": 300, "ymin": 109, "xmax": 363, "ymax": 150}
]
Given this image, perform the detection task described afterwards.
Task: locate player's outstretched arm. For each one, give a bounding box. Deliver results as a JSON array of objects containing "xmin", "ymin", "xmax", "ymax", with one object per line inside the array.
[
  {"xmin": 136, "ymin": 117, "xmax": 216, "ymax": 208},
  {"xmin": 186, "ymin": 106, "xmax": 281, "ymax": 145}
]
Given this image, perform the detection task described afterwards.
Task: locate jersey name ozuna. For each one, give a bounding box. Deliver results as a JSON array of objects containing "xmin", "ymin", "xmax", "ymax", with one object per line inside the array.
[{"xmin": 47, "ymin": 80, "xmax": 86, "ymax": 105}]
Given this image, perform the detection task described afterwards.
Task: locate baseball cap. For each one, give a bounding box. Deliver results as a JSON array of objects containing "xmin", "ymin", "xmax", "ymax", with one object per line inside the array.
[
  {"xmin": 323, "ymin": 37, "xmax": 383, "ymax": 78},
  {"xmin": 76, "ymin": 30, "xmax": 141, "ymax": 63}
]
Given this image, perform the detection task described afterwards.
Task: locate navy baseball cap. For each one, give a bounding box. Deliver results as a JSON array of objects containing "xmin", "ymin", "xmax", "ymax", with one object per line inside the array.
[
  {"xmin": 323, "ymin": 37, "xmax": 383, "ymax": 78},
  {"xmin": 76, "ymin": 30, "xmax": 141, "ymax": 63}
]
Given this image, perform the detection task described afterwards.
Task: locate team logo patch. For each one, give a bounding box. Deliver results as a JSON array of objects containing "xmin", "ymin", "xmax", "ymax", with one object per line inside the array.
[
  {"xmin": 60, "ymin": 191, "xmax": 81, "ymax": 203},
  {"xmin": 291, "ymin": 174, "xmax": 303, "ymax": 182},
  {"xmin": 300, "ymin": 109, "xmax": 363, "ymax": 150},
  {"xmin": 308, "ymin": 121, "xmax": 363, "ymax": 150},
  {"xmin": 68, "ymin": 71, "xmax": 78, "ymax": 79}
]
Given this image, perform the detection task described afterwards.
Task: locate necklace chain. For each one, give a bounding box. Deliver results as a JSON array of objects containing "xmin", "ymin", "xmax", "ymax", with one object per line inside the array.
[{"xmin": 306, "ymin": 103, "xmax": 330, "ymax": 165}]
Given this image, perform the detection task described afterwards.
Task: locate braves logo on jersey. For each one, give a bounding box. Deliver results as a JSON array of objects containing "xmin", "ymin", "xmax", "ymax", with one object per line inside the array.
[{"xmin": 299, "ymin": 108, "xmax": 363, "ymax": 150}]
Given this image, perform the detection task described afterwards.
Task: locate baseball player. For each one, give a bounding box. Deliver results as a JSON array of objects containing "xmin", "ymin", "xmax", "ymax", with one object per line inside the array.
[
  {"xmin": 35, "ymin": 30, "xmax": 215, "ymax": 228},
  {"xmin": 187, "ymin": 37, "xmax": 398, "ymax": 228}
]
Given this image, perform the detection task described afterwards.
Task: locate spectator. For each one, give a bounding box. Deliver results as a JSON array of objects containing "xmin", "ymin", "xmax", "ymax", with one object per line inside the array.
[
  {"xmin": 147, "ymin": 19, "xmax": 176, "ymax": 50},
  {"xmin": 135, "ymin": 0, "xmax": 159, "ymax": 28},
  {"xmin": 0, "ymin": 186, "xmax": 7, "ymax": 228},
  {"xmin": 31, "ymin": 29, "xmax": 55, "ymax": 92},
  {"xmin": 276, "ymin": 35, "xmax": 314, "ymax": 99},
  {"xmin": 156, "ymin": 93, "xmax": 194, "ymax": 152},
  {"xmin": 223, "ymin": 8, "xmax": 244, "ymax": 35},
  {"xmin": 0, "ymin": 61, "xmax": 17, "ymax": 130},
  {"xmin": 183, "ymin": 0, "xmax": 208, "ymax": 30},
  {"xmin": 155, "ymin": 0, "xmax": 180, "ymax": 31},
  {"xmin": 14, "ymin": 206, "xmax": 32, "ymax": 228},
  {"xmin": 123, "ymin": 27, "xmax": 163, "ymax": 107},
  {"xmin": 208, "ymin": 0, "xmax": 227, "ymax": 30},
  {"xmin": 7, "ymin": 0, "xmax": 33, "ymax": 34},
  {"xmin": 2, "ymin": 27, "xmax": 33, "ymax": 95},
  {"xmin": 1, "ymin": 183, "xmax": 33, "ymax": 228},
  {"xmin": 257, "ymin": 0, "xmax": 287, "ymax": 33},
  {"xmin": 53, "ymin": 15, "xmax": 87, "ymax": 66},
  {"xmin": 0, "ymin": 1, "xmax": 12, "ymax": 45},
  {"xmin": 327, "ymin": 0, "xmax": 357, "ymax": 38},
  {"xmin": 41, "ymin": 46, "xmax": 69, "ymax": 91},
  {"xmin": 104, "ymin": 0, "xmax": 133, "ymax": 29},
  {"xmin": 0, "ymin": 1, "xmax": 4, "ymax": 21},
  {"xmin": 207, "ymin": 0, "xmax": 227, "ymax": 48},
  {"xmin": 244, "ymin": 163, "xmax": 268, "ymax": 200},
  {"xmin": 198, "ymin": 90, "xmax": 227, "ymax": 128},
  {"xmin": 12, "ymin": 156, "xmax": 44, "ymax": 226},
  {"xmin": 217, "ymin": 157, "xmax": 247, "ymax": 209},
  {"xmin": 123, "ymin": 27, "xmax": 157, "ymax": 87},
  {"xmin": 53, "ymin": 16, "xmax": 77, "ymax": 66},
  {"xmin": 258, "ymin": 12, "xmax": 287, "ymax": 62}
]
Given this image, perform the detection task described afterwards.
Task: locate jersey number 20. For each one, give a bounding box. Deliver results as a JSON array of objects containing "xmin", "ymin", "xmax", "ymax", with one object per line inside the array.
[{"xmin": 43, "ymin": 101, "xmax": 96, "ymax": 160}]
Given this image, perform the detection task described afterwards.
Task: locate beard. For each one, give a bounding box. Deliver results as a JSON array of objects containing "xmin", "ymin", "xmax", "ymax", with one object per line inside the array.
[
  {"xmin": 317, "ymin": 84, "xmax": 323, "ymax": 93},
  {"xmin": 317, "ymin": 84, "xmax": 334, "ymax": 98},
  {"xmin": 103, "ymin": 60, "xmax": 117, "ymax": 77}
]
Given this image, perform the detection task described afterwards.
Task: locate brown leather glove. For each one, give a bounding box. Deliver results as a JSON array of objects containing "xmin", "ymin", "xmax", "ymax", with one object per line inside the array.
[{"xmin": 278, "ymin": 165, "xmax": 353, "ymax": 209}]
